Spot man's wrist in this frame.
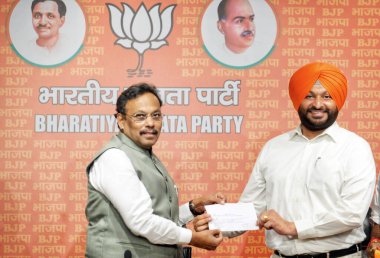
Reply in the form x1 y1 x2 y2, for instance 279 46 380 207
371 222 380 238
189 200 204 216
288 222 298 237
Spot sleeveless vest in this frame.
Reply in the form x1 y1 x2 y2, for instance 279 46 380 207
85 133 181 258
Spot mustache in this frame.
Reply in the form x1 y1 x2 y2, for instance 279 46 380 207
307 107 328 113
241 30 254 37
37 24 48 28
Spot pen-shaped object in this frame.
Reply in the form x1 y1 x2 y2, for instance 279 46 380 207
314 157 321 167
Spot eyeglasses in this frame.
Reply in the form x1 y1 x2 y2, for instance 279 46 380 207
123 112 163 123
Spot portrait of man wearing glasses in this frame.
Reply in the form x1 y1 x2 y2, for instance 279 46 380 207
84 83 225 257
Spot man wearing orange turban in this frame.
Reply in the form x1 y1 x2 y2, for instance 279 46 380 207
194 62 376 257
250 62 375 256
288 62 348 138
289 62 348 111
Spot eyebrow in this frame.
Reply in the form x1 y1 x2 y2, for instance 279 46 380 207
232 14 255 21
232 16 245 21
134 108 161 113
33 11 55 15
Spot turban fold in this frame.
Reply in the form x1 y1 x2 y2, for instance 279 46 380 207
289 62 347 110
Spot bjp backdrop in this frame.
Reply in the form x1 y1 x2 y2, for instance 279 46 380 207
1 0 379 257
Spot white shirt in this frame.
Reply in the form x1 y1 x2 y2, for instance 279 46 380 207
214 39 271 68
240 123 376 255
20 33 80 66
89 148 193 245
371 174 380 224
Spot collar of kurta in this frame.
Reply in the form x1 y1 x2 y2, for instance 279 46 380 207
291 122 343 143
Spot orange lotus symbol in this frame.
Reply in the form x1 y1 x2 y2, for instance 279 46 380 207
107 3 176 76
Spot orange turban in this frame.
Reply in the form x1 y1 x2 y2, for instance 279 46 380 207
289 62 347 111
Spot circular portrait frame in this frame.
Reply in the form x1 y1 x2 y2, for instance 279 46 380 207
201 0 278 69
8 0 86 67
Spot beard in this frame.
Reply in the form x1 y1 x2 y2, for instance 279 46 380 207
298 107 339 131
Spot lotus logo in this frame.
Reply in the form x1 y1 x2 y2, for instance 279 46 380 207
107 3 176 77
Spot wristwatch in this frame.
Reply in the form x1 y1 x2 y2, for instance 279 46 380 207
189 200 204 216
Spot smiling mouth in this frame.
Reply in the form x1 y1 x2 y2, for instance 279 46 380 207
308 110 326 119
141 131 158 136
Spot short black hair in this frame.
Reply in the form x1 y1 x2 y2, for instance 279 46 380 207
31 0 67 17
115 82 163 116
217 0 228 21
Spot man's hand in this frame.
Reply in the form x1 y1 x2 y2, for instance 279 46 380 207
191 192 226 215
367 240 380 258
257 209 298 237
193 213 212 232
189 229 223 250
367 223 380 258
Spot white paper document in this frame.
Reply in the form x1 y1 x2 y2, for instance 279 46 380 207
205 203 259 232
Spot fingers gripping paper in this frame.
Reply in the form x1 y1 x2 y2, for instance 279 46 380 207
205 203 259 232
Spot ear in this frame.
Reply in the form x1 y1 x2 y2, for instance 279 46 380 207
116 113 125 130
217 21 224 34
59 16 65 27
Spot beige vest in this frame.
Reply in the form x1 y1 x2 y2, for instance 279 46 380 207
85 133 181 258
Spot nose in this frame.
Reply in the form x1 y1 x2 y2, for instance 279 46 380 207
39 14 48 25
312 96 324 109
244 19 254 30
144 116 155 127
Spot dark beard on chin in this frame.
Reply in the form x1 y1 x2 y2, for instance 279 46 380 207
298 108 339 131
